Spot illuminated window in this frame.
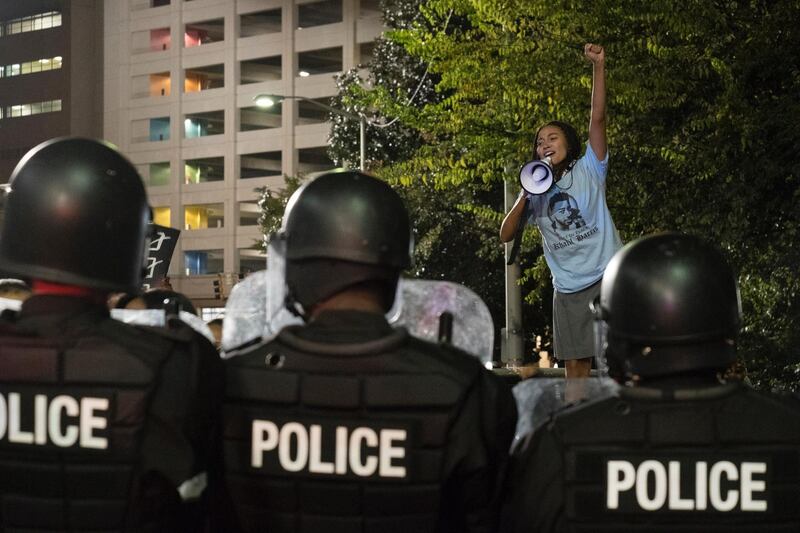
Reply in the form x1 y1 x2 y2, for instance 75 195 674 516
200 307 225 321
153 207 171 227
0 11 61 37
148 117 170 141
184 19 224 47
150 72 170 96
131 72 171 98
184 204 224 230
152 28 170 50
137 162 170 186
129 28 170 53
184 157 224 183
184 249 223 275
0 56 62 79
130 117 170 143
1 99 61 120
184 111 224 138
184 64 224 93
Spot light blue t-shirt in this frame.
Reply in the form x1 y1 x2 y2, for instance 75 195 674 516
526 142 622 293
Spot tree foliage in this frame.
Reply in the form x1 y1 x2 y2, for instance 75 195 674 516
328 0 536 353
331 0 800 388
255 175 302 249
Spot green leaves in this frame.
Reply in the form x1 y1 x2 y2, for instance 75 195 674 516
254 175 302 249
324 0 800 378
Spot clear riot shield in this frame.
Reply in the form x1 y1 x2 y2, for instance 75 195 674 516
222 275 495 363
110 308 216 344
389 279 494 365
220 270 267 355
220 270 302 357
177 310 217 345
221 236 303 357
512 377 619 441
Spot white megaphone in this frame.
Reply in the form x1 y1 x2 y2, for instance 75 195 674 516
519 157 554 195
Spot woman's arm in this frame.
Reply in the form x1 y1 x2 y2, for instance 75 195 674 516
499 191 528 242
585 43 607 160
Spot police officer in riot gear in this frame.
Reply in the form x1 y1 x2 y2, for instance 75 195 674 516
508 232 800 532
223 171 517 533
0 137 223 531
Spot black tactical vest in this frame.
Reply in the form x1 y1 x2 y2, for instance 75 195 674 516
526 383 800 532
0 316 179 531
223 326 485 533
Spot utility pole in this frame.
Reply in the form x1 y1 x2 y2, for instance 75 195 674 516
501 175 524 365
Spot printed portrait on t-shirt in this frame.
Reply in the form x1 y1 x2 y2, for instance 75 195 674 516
548 192 586 231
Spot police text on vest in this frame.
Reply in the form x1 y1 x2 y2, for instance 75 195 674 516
251 419 408 478
606 459 768 512
0 392 109 449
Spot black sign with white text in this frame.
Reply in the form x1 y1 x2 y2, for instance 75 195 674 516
143 224 180 289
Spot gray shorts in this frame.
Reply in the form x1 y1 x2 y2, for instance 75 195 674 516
553 280 601 361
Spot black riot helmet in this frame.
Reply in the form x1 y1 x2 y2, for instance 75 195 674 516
595 233 741 379
0 137 151 293
280 171 413 315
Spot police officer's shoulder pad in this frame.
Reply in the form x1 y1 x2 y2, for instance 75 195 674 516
404 336 485 384
224 338 284 366
99 318 192 353
134 322 197 343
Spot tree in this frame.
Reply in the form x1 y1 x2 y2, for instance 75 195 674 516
328 0 545 357
331 0 800 388
255 175 302 243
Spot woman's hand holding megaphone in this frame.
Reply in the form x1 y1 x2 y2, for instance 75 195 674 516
519 156 555 195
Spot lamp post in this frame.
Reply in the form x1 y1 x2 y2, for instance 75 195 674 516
502 171 524 365
253 94 367 171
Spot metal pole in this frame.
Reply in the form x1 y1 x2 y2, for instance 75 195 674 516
502 175 525 365
359 115 366 171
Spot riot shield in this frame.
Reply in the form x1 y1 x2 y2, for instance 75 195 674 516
176 310 216 344
111 308 216 344
389 279 494 364
222 275 494 363
512 377 619 440
220 269 302 356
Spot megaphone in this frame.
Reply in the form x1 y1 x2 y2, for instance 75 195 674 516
519 157 554 195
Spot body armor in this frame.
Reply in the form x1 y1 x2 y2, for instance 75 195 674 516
0 297 222 531
511 384 800 532
223 311 515 533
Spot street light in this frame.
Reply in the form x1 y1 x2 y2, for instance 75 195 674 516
253 93 367 171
